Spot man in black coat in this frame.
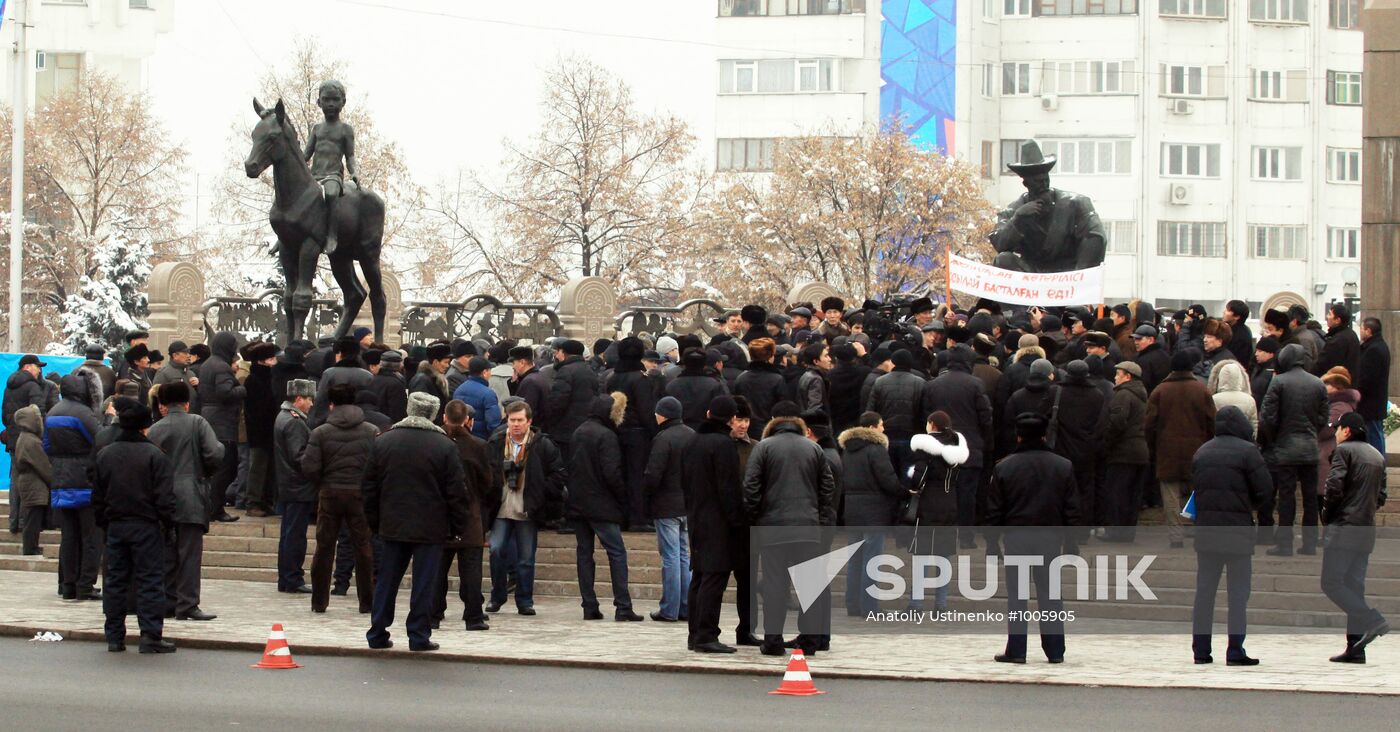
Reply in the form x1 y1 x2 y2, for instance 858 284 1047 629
666 349 730 430
1223 299 1255 366
198 332 245 523
1260 344 1329 556
868 349 927 484
408 343 452 424
1189 406 1272 666
508 345 550 427
1356 318 1391 455
1050 360 1106 540
565 393 643 621
1131 325 1171 395
643 396 695 622
366 348 408 424
242 342 281 517
1250 337 1279 410
311 337 374 427
546 339 597 457
5 355 54 532
920 346 992 547
485 400 566 614
93 398 178 654
733 338 786 440
1317 304 1361 380
363 391 469 652
607 337 659 532
827 343 870 434
1321 413 1390 664
986 412 1080 664
683 396 753 653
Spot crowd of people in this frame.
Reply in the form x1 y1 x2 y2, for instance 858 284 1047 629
0 294 1390 663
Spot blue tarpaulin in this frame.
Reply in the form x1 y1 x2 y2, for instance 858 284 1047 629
0 352 94 491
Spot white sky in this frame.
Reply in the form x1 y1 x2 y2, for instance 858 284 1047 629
146 0 721 229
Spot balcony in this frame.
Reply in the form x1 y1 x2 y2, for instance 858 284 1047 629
718 0 866 17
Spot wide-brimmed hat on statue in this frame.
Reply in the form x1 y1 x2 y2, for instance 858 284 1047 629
1007 140 1057 178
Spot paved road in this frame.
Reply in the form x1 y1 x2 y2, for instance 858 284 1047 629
3 637 1393 731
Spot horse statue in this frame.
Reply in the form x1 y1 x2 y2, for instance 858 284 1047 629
243 98 387 345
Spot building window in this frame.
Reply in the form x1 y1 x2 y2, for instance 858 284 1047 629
1034 0 1139 15
1105 220 1137 254
1160 64 1225 97
1249 0 1308 23
717 138 776 171
1327 71 1362 105
1328 227 1360 260
1000 139 1029 174
34 52 83 108
1252 146 1303 181
1041 60 1137 95
1002 62 1032 95
719 59 836 94
981 141 995 179
1041 139 1132 175
1159 0 1226 18
1004 0 1032 16
718 0 865 17
1330 0 1360 29
1328 148 1361 183
1249 68 1308 101
1248 225 1307 260
1160 142 1222 178
982 63 996 98
984 0 998 18
1158 221 1227 257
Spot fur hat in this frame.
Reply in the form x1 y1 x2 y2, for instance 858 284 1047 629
771 400 800 419
559 340 585 357
190 343 212 362
426 343 452 361
592 338 613 357
407 391 440 420
732 395 752 420
1322 367 1352 389
820 296 845 313
1014 411 1049 439
617 336 645 361
972 332 996 356
247 341 280 363
1203 318 1233 344
286 379 316 399
362 349 383 367
1170 350 1195 372
1084 331 1112 349
451 339 477 359
1256 336 1280 354
708 395 738 422
741 305 767 326
1017 333 1040 350
509 346 534 362
115 397 151 431
908 296 934 315
1263 309 1291 332
335 336 361 358
124 344 150 364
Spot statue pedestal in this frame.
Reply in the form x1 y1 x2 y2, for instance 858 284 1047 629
557 277 617 347
146 262 206 353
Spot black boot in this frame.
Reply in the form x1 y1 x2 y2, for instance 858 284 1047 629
1331 634 1367 664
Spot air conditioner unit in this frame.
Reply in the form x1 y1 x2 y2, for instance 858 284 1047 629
1040 94 1059 111
35 51 47 71
1169 183 1193 205
1170 99 1194 115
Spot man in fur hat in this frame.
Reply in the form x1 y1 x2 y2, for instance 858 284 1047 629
818 297 850 341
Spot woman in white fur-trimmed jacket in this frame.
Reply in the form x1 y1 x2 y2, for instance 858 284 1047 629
907 410 970 560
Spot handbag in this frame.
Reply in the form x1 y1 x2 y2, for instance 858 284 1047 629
896 467 926 526
1044 385 1064 450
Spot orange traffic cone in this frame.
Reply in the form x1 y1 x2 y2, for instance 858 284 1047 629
251 623 302 669
769 648 825 696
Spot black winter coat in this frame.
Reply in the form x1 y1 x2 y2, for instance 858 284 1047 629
92 430 177 529
642 419 693 519
1226 321 1255 366
546 357 597 442
1190 407 1272 555
3 369 50 444
682 419 747 573
1001 382 1055 455
1357 336 1391 421
484 428 567 524
367 370 408 423
607 361 658 433
1323 438 1388 552
407 362 450 424
1100 378 1149 465
666 367 729 430
1050 375 1105 464
1135 342 1171 395
866 368 925 440
363 420 469 543
243 363 280 450
1250 361 1275 410
734 362 787 440
1260 344 1328 466
274 403 313 502
828 361 872 434
270 360 310 418
511 368 551 426
920 363 992 468
1317 325 1361 379
565 398 627 524
199 332 246 442
986 439 1081 546
742 419 836 527
302 405 379 492
910 430 969 532
837 427 902 526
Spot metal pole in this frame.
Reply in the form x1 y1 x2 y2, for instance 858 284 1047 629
8 0 26 352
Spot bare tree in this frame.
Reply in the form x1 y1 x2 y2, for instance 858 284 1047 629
0 72 187 348
475 57 708 304
697 126 996 306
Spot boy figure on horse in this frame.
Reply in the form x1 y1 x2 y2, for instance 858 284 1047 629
304 79 358 256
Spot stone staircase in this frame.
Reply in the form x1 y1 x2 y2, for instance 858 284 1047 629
3 476 1399 628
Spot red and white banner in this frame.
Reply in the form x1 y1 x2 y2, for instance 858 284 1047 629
947 253 1104 307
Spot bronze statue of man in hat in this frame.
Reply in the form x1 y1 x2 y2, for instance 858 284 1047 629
990 140 1107 273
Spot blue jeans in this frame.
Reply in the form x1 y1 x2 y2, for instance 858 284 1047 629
1365 419 1387 457
655 517 691 619
571 519 633 614
277 500 315 590
368 540 443 650
489 518 537 609
845 529 886 616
